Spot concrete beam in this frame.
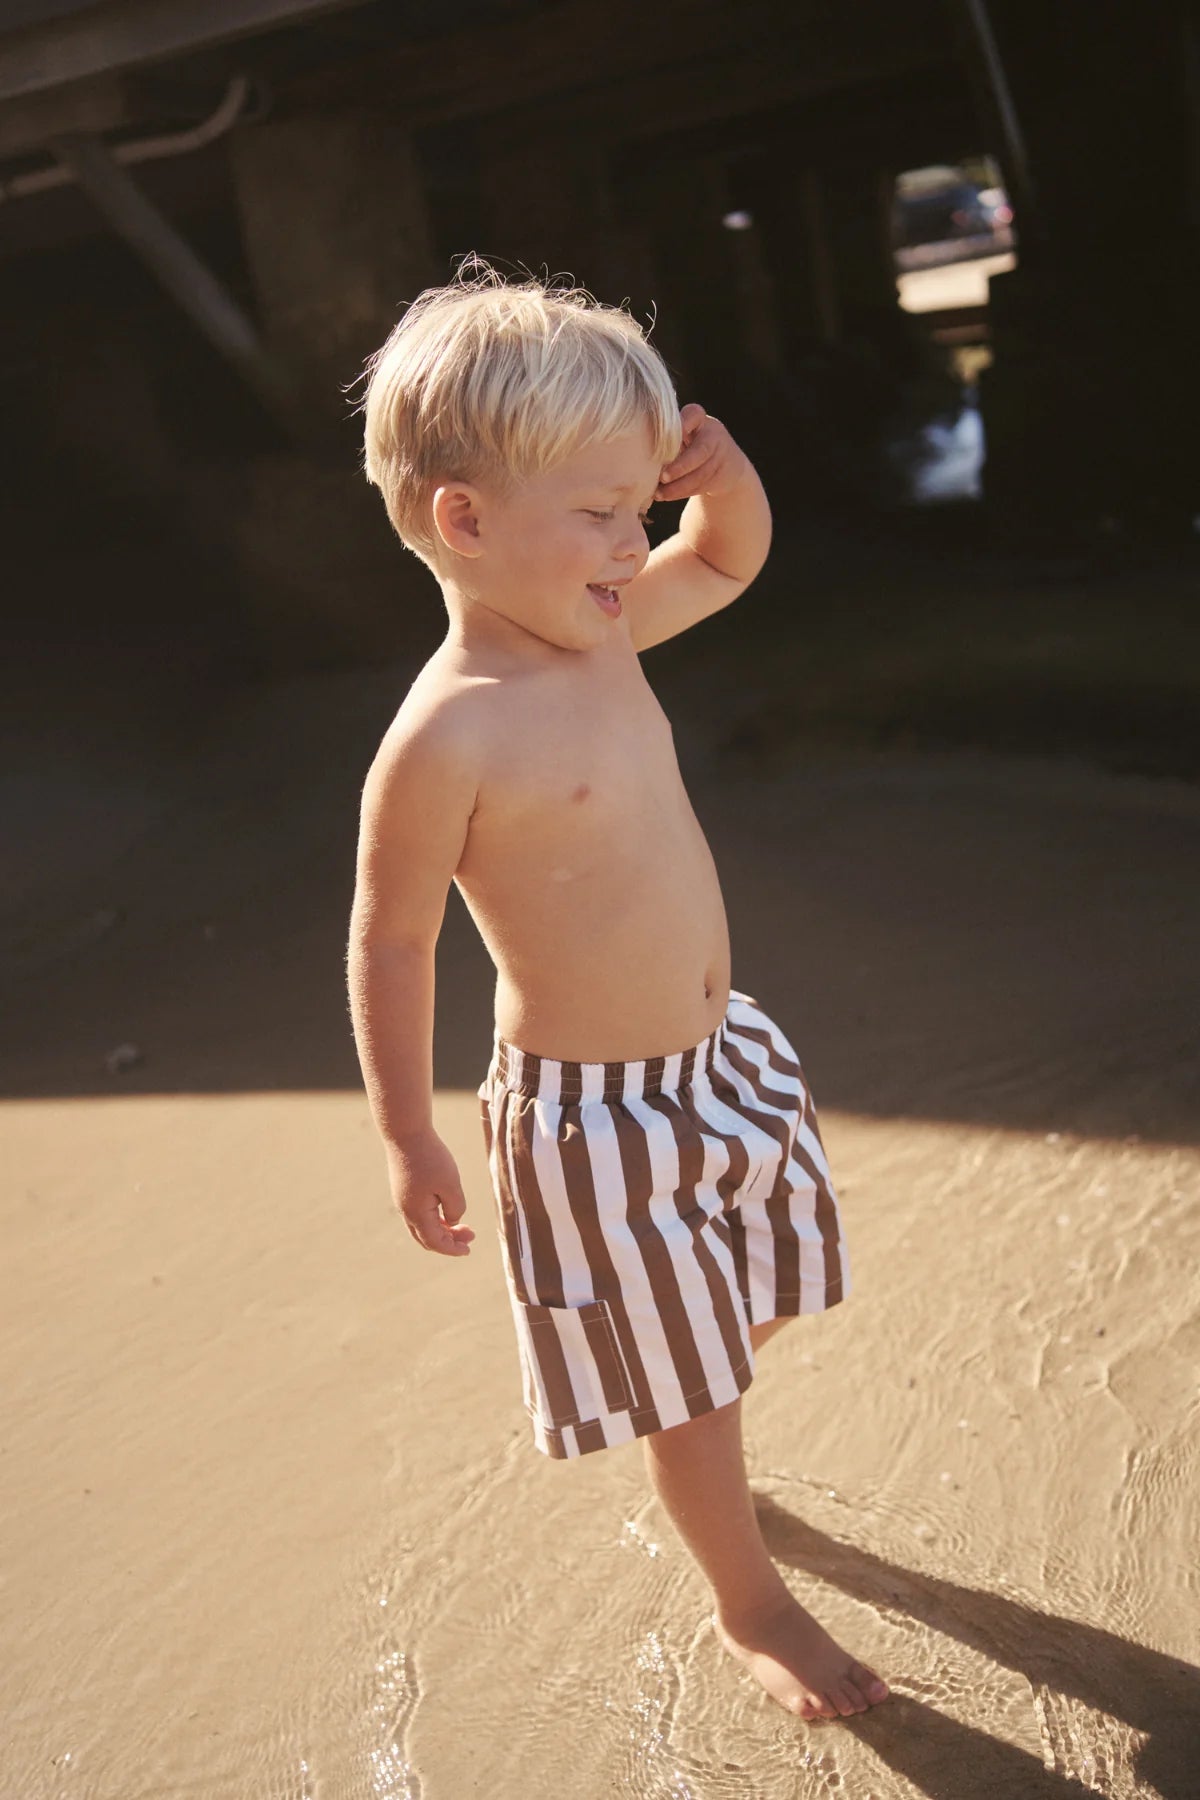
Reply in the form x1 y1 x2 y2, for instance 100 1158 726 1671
51 130 305 436
229 110 437 397
0 0 363 103
0 70 129 156
291 0 950 135
527 38 947 149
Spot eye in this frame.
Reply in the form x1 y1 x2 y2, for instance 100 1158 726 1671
584 507 654 525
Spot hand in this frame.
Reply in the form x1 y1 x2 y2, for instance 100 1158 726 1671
386 1130 475 1257
655 404 751 503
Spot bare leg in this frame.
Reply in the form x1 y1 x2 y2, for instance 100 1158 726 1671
642 1390 889 1719
749 1315 793 1353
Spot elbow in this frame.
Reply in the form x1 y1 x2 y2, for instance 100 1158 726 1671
346 916 436 961
347 932 433 960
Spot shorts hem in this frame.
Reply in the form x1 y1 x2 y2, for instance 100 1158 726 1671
750 1278 849 1322
531 1356 757 1460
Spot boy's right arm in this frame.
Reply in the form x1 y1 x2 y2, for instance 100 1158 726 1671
346 714 479 1258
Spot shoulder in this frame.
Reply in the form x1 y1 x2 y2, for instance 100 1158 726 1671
363 658 491 813
378 648 502 761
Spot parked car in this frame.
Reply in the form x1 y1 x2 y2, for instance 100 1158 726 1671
892 164 1014 251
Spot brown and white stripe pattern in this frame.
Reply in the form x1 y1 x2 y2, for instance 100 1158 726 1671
478 990 850 1459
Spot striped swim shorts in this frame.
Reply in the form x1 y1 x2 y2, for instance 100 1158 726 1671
477 989 850 1459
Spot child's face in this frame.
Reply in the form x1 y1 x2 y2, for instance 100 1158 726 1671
458 422 664 653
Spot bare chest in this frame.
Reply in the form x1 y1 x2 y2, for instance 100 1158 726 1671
464 660 687 874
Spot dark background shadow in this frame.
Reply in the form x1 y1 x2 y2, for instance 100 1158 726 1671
4 518 1198 1149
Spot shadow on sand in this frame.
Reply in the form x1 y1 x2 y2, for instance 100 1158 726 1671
755 1495 1198 1799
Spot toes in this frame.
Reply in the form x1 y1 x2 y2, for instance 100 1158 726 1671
839 1678 869 1713
807 1692 842 1720
790 1692 829 1720
851 1661 890 1704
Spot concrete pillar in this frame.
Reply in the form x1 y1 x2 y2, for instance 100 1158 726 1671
224 109 442 666
973 1 1200 533
639 154 743 408
230 109 438 411
745 152 841 356
481 137 659 316
481 139 582 283
481 135 690 400
822 157 901 341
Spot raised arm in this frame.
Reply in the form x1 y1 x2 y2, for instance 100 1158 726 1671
625 404 773 653
346 709 479 1256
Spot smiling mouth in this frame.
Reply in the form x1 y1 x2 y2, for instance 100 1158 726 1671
587 583 622 618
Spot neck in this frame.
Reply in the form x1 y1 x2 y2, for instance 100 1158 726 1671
440 579 570 669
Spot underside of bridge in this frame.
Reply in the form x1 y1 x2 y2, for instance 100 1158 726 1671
2 0 1197 663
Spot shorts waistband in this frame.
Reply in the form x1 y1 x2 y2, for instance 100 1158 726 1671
489 1019 727 1104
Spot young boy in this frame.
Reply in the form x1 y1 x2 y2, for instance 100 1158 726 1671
346 264 889 1722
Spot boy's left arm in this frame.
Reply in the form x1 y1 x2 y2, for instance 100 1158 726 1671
624 404 772 653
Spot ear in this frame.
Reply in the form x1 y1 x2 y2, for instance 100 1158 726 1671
431 482 483 559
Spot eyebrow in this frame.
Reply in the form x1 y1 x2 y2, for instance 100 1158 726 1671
589 482 658 507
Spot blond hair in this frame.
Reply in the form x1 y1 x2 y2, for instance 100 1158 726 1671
356 258 681 569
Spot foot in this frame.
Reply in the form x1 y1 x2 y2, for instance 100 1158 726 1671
715 1594 890 1720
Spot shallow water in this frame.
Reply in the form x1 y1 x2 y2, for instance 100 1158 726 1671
5 1090 1195 1800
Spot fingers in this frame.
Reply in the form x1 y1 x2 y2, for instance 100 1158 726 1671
656 445 721 502
402 1192 474 1257
406 1217 473 1256
436 1185 475 1251
678 401 707 442
657 406 713 498
438 1184 469 1225
654 406 749 502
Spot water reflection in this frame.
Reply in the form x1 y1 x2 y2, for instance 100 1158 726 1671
884 385 985 504
756 1495 1200 1800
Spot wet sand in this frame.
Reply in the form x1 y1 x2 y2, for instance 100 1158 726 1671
3 646 1199 1799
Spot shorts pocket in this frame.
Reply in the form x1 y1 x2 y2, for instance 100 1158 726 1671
517 1297 635 1429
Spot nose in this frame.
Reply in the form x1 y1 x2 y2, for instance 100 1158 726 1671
617 517 650 566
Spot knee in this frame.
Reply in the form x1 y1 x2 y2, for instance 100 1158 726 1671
749 1315 794 1353
642 1394 743 1468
